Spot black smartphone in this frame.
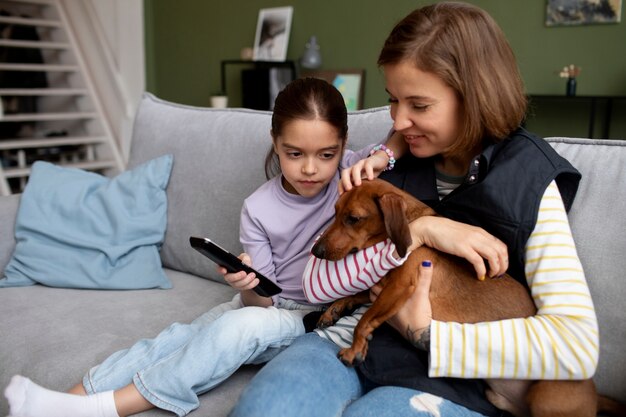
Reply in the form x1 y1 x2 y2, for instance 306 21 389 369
189 236 282 297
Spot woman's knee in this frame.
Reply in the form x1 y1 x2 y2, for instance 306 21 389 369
251 333 344 378
344 387 474 417
230 334 363 417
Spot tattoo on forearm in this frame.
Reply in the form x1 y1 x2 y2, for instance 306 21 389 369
406 325 430 351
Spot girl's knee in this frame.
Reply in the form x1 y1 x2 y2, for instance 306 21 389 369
225 306 275 329
206 307 276 341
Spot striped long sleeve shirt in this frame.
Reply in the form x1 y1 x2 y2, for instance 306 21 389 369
303 238 406 304
305 181 599 380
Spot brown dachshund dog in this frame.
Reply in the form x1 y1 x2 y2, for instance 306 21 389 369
312 179 625 417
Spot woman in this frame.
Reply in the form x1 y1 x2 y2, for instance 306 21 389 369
229 3 598 417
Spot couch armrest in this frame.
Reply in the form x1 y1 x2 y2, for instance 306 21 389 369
0 194 19 272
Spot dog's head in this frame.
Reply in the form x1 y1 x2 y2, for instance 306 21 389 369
312 179 435 260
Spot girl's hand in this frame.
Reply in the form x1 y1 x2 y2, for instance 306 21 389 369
216 254 272 307
339 131 406 194
408 217 508 280
217 253 259 291
370 261 433 351
339 151 390 194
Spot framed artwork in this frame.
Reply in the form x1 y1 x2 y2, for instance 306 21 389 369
546 0 622 26
253 6 293 61
302 69 365 111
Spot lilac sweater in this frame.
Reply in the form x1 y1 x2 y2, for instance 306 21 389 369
239 147 373 304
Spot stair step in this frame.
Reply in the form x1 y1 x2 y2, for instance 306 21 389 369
0 136 107 150
2 160 118 179
0 88 88 96
0 0 55 6
0 15 62 28
0 63 79 72
1 112 97 122
0 39 70 49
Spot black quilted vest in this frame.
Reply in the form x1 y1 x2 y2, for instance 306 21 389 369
359 128 581 416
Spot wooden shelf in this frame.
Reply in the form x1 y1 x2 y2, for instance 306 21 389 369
528 95 626 139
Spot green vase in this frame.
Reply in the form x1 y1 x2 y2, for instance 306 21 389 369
566 77 577 96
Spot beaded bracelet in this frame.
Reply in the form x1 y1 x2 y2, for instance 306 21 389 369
369 144 396 171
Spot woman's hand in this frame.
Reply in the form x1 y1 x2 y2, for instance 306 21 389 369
408 217 509 280
216 253 272 307
370 261 433 350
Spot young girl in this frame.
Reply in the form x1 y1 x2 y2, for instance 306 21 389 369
3 77 402 417
230 3 598 417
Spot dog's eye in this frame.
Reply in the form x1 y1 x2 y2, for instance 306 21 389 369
345 215 361 226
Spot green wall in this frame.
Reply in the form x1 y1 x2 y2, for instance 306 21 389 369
144 0 626 138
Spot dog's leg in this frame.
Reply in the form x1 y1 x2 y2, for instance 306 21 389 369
526 380 597 417
338 269 415 366
317 291 371 328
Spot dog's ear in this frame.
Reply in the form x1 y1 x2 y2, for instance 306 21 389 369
378 193 412 258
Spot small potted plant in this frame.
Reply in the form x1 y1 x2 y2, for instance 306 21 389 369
559 64 582 96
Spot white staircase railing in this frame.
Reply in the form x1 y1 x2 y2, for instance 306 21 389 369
0 0 124 195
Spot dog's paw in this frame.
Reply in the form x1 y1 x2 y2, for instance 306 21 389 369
338 348 356 367
338 348 367 367
317 307 342 328
317 314 336 328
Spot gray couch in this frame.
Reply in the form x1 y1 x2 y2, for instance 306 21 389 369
1 93 624 416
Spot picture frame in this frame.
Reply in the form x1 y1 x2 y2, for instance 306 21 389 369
253 6 293 62
546 0 622 26
302 69 365 111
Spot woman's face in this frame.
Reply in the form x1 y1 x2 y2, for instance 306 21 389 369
384 61 463 162
273 119 343 198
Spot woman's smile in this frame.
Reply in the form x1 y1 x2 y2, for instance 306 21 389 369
403 134 428 144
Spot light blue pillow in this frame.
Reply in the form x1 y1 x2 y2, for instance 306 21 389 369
0 154 174 290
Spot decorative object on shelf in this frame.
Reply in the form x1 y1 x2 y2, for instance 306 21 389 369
566 77 577 97
558 64 582 96
301 69 365 111
240 47 254 60
210 94 228 108
546 0 622 26
300 36 322 69
253 6 293 62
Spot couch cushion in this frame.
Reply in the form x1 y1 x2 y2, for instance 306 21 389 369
128 94 393 283
0 194 19 273
0 269 252 417
0 155 173 290
547 137 626 402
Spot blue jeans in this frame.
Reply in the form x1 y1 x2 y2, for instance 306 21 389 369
83 295 317 416
229 333 486 417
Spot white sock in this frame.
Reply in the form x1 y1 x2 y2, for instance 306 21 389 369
4 375 120 417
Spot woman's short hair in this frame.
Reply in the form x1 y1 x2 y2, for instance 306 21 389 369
378 2 527 155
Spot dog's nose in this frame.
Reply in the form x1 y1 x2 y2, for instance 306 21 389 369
312 241 326 259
